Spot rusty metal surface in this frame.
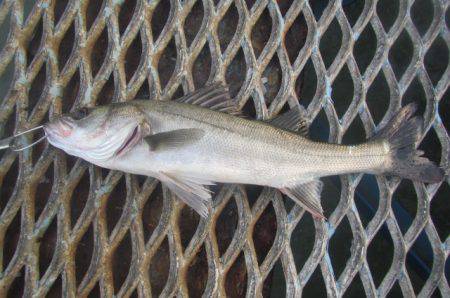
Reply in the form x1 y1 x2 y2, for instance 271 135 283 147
0 0 449 297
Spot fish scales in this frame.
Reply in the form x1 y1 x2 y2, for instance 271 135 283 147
134 100 387 181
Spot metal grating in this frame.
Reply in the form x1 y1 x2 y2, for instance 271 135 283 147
0 0 449 297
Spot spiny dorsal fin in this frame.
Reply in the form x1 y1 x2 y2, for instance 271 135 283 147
280 180 325 219
159 172 212 217
144 128 205 151
266 107 309 136
175 84 241 115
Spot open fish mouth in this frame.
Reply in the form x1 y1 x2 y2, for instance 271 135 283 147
114 125 141 157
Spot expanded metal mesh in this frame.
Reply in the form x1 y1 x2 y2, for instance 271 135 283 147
0 0 448 297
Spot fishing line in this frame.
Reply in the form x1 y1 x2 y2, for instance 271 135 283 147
12 135 47 151
13 125 44 137
0 125 48 152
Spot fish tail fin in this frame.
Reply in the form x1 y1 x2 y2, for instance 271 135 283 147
372 103 444 183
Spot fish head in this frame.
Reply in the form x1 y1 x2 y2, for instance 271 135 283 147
44 104 150 162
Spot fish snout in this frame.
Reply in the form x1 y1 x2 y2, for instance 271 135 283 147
44 116 74 138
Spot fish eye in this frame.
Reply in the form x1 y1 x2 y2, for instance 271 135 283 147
71 107 89 120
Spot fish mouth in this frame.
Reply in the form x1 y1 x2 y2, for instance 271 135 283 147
43 121 74 152
114 125 141 157
44 117 74 138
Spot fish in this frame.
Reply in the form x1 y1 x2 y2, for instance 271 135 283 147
43 84 445 218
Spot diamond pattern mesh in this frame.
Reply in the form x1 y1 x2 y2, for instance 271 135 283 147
0 0 448 297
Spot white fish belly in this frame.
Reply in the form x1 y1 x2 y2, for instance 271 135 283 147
106 135 304 187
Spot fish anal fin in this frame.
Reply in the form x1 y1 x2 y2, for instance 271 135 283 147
159 172 213 217
144 128 204 151
175 84 241 115
266 107 308 136
280 180 325 219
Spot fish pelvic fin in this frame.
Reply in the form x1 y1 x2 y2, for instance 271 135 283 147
280 180 325 219
372 103 444 183
159 172 213 218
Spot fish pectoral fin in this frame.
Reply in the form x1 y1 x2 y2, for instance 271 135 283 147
266 107 308 136
280 180 325 219
144 128 205 151
175 84 241 115
159 172 213 217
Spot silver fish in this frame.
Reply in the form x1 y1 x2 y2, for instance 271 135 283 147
43 85 444 218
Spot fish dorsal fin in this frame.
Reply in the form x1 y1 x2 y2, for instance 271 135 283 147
144 128 204 151
176 84 241 115
266 108 308 136
159 172 213 217
280 180 325 219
